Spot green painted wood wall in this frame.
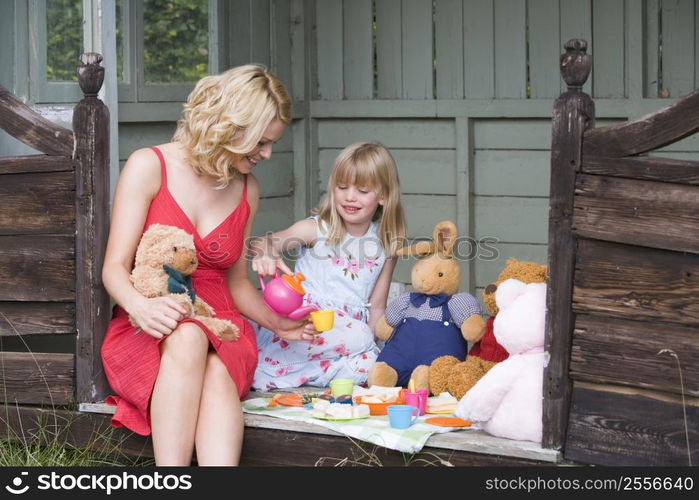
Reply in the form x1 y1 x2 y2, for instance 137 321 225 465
28 0 699 297
115 0 699 296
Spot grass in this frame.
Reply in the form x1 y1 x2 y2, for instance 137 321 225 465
313 436 454 467
0 406 154 467
0 311 153 466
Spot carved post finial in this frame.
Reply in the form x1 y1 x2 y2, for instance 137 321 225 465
560 39 592 91
77 52 105 97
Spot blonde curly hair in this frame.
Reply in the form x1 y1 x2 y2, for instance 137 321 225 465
173 64 292 187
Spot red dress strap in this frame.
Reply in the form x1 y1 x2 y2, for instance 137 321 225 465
149 146 167 186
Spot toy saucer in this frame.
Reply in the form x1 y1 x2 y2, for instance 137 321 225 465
425 417 472 427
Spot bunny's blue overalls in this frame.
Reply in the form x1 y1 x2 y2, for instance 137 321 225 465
377 293 469 387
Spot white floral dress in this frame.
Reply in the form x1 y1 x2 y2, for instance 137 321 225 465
252 217 385 390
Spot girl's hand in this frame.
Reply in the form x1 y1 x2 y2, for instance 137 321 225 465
130 296 188 339
252 252 293 276
274 316 319 341
249 236 293 276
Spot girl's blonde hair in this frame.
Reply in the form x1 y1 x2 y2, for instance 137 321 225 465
316 142 406 256
173 64 292 187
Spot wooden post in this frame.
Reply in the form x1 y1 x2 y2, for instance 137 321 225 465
543 39 594 450
73 52 111 403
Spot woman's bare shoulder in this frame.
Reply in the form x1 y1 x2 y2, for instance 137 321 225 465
118 146 163 197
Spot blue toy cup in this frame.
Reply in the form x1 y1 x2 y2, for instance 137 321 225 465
387 404 419 429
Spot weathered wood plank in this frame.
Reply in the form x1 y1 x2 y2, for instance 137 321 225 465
592 0 624 98
493 0 526 98
0 235 75 301
73 54 111 404
474 118 551 150
624 0 644 99
0 156 72 175
0 171 75 235
474 150 551 196
401 0 433 99
253 151 294 198
582 155 699 185
0 405 552 466
474 196 549 244
375 0 402 99
583 87 699 157
315 0 343 100
401 194 457 239
463 0 494 98
0 85 73 156
527 0 560 98
241 426 548 466
566 383 699 466
289 0 305 102
645 0 660 98
317 119 455 149
252 195 296 235
271 0 292 91
434 0 463 99
571 314 699 396
0 352 74 405
250 0 271 67
573 238 699 327
118 122 176 161
573 174 699 254
661 0 695 99
229 0 252 67
543 39 595 451
559 0 592 95
0 302 75 336
343 0 372 99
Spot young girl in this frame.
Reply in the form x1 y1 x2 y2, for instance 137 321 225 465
251 142 406 390
100 65 311 466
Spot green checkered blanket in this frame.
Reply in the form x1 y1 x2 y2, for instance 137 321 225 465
242 397 471 454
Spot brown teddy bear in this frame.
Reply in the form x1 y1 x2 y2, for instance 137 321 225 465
367 221 486 391
429 258 547 398
129 223 239 342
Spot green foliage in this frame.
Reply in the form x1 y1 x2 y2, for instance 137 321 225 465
46 0 83 82
45 0 208 85
143 0 209 83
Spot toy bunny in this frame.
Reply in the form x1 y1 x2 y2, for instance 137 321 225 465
367 221 486 391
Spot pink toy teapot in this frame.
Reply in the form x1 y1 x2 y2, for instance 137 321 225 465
259 270 318 320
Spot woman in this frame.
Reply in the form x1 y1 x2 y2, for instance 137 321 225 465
101 65 315 465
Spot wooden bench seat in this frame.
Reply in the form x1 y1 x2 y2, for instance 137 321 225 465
78 391 561 465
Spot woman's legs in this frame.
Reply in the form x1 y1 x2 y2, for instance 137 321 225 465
194 352 244 465
150 322 209 465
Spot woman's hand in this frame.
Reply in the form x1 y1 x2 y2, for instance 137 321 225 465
273 315 319 341
129 296 188 339
249 236 293 276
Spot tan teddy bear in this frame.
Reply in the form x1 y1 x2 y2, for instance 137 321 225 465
367 221 486 391
429 258 547 398
129 223 239 342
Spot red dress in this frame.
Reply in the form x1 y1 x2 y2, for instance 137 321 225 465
100 146 258 436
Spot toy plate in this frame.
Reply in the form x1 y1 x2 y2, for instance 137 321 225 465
269 394 303 407
425 417 472 428
312 415 370 422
